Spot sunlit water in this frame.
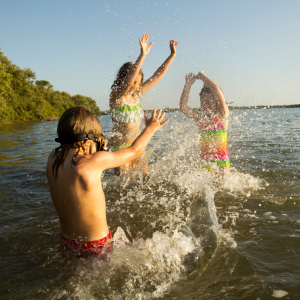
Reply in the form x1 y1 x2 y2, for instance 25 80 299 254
0 108 300 299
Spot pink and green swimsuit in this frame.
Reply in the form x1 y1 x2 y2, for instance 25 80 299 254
199 117 230 168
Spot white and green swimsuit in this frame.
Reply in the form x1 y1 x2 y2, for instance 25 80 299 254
110 102 144 151
110 102 144 124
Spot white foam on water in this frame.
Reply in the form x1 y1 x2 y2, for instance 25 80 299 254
217 228 237 249
50 227 201 300
264 212 273 216
272 289 288 298
221 171 269 194
243 213 258 219
109 228 198 299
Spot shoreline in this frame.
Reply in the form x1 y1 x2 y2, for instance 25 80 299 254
3 117 59 125
3 104 300 123
100 104 300 115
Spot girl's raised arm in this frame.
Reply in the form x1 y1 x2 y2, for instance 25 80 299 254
196 71 229 119
110 34 153 101
143 40 178 93
179 73 202 123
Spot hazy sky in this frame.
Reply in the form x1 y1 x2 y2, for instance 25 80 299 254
1 0 299 110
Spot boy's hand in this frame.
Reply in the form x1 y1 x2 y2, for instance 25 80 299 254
170 40 178 56
144 109 169 133
139 33 153 56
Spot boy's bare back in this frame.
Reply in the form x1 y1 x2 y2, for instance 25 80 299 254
47 147 109 241
47 106 169 245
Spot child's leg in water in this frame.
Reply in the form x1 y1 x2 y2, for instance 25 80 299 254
223 167 230 175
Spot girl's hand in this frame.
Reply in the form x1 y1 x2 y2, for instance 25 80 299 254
185 72 197 85
170 40 178 55
145 109 169 133
195 70 205 80
139 33 153 56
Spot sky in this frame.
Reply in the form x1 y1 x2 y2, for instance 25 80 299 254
1 0 299 110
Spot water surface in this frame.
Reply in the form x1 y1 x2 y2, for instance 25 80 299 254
0 108 299 299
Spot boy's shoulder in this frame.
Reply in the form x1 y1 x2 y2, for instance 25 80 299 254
77 151 111 169
48 149 56 158
47 150 56 166
46 151 56 178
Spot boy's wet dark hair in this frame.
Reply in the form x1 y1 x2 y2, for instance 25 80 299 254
52 106 107 177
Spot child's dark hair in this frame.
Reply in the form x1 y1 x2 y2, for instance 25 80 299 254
199 84 213 96
199 84 231 105
52 106 104 178
110 62 144 96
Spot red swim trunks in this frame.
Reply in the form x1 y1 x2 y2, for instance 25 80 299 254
59 230 113 258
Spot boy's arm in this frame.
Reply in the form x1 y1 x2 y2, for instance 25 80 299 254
142 40 178 93
97 109 169 170
110 34 152 101
179 73 202 123
196 71 229 119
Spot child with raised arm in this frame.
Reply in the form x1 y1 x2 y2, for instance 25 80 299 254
46 106 169 256
179 71 230 174
110 33 178 175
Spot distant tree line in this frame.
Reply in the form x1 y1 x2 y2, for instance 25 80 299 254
0 49 101 126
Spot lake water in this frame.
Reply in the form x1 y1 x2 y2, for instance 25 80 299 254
0 108 299 299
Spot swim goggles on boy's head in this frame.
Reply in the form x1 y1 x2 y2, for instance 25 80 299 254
55 133 109 151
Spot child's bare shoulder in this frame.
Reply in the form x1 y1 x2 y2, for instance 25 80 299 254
48 150 56 158
46 151 56 177
83 151 112 167
47 151 56 166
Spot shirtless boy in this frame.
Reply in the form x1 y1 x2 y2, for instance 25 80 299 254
46 106 169 256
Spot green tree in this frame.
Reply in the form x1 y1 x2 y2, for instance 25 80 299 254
71 94 101 116
36 80 53 89
0 48 101 126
